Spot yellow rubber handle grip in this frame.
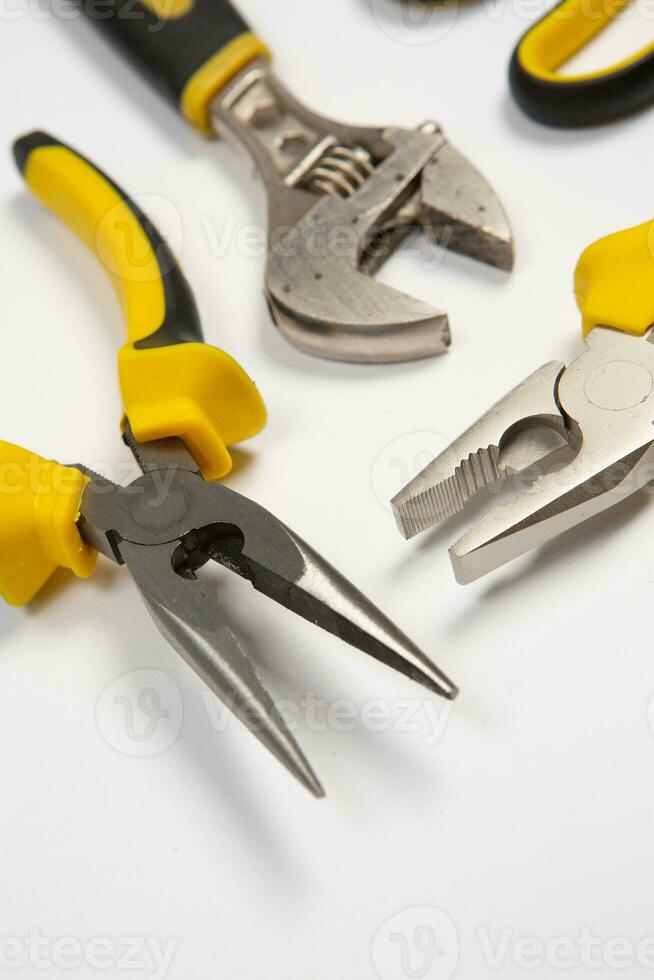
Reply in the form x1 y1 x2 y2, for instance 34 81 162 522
574 221 654 337
517 0 651 84
14 132 266 481
510 0 654 126
0 442 96 606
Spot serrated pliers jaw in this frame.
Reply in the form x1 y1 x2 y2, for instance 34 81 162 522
393 327 654 584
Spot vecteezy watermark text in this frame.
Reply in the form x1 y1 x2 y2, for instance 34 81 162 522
372 907 654 979
0 930 177 979
97 669 453 756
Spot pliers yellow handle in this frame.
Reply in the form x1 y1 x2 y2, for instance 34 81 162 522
14 132 266 478
575 219 654 337
509 0 654 126
1 131 266 606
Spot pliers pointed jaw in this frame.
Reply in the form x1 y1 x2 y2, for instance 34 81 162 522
119 538 326 799
191 483 458 700
282 530 459 700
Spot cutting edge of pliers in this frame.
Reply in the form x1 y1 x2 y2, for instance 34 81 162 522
509 0 654 127
392 219 654 582
1 131 457 798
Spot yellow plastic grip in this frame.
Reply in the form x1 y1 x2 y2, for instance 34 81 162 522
0 442 96 606
181 33 270 133
16 133 266 481
517 0 652 83
574 221 654 338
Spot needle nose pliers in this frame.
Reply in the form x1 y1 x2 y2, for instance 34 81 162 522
3 131 458 797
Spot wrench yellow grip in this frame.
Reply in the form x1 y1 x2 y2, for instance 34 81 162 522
81 0 270 133
14 132 266 481
574 221 654 338
0 442 96 607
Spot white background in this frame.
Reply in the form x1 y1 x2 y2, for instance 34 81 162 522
1 1 654 978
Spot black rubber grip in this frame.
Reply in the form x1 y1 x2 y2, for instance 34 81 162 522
79 0 252 112
13 130 204 349
509 6 654 127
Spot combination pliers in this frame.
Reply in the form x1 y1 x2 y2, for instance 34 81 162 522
75 0 514 363
393 220 654 583
3 131 457 798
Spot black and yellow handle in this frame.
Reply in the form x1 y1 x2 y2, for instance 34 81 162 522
509 0 654 127
80 0 269 132
13 131 266 481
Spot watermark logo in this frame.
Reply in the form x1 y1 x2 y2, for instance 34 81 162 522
96 669 183 757
96 193 183 282
369 0 460 47
371 430 451 513
477 927 654 971
372 907 459 980
0 930 177 979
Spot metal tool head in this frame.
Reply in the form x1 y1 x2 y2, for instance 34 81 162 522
213 62 514 363
265 126 514 363
393 327 654 583
79 431 457 795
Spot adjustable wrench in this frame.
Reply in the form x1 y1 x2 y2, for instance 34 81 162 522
78 0 514 363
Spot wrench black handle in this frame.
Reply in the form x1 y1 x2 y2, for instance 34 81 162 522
80 0 269 132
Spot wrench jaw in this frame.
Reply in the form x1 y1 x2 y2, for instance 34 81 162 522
213 64 513 362
263 124 454 363
391 361 568 539
420 141 515 273
265 260 450 364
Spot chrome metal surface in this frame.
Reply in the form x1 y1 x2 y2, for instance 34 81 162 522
78 431 458 794
393 328 654 583
210 61 513 364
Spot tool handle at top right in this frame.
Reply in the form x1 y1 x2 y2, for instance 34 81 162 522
509 0 654 127
80 0 269 132
575 221 654 337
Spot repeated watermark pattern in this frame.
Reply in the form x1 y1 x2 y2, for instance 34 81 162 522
0 930 177 978
373 907 654 978
371 430 453 514
370 0 652 46
3 0 652 32
96 669 453 756
97 669 184 757
373 908 459 980
371 421 654 520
